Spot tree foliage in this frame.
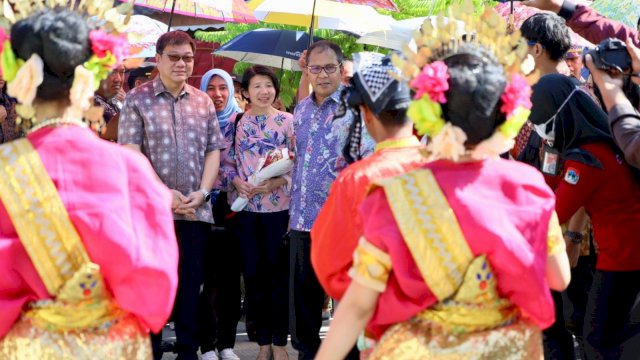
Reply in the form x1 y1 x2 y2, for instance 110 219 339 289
195 0 497 108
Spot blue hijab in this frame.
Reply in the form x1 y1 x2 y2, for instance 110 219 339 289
200 69 241 132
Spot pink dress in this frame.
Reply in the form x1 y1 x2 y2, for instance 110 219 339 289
357 159 558 339
0 126 178 337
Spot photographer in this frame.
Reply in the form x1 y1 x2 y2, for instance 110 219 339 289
585 38 640 168
522 13 640 360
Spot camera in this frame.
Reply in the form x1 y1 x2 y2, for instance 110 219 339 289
584 38 632 73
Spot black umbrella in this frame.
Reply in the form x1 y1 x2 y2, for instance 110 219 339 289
214 28 323 72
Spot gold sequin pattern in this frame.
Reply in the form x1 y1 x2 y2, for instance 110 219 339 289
369 317 543 360
416 256 520 335
374 169 473 301
0 313 152 359
0 139 90 295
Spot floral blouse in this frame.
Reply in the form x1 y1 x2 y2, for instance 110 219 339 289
220 110 295 213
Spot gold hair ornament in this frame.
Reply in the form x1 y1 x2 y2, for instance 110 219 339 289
390 0 537 161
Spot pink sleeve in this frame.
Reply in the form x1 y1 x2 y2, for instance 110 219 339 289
76 150 178 333
360 189 395 253
0 209 48 337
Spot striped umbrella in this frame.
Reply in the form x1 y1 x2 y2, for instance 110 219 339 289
119 0 258 28
329 0 398 12
248 0 393 36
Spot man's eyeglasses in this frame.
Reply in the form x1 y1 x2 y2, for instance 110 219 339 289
162 53 195 63
307 63 341 74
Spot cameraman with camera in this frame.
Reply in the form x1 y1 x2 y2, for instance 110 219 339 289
525 0 640 174
585 38 640 169
522 13 640 360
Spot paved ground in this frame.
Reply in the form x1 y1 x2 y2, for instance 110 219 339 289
161 320 330 360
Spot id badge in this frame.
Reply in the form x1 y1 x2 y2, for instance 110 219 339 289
541 144 560 176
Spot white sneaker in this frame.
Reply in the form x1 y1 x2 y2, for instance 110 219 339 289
201 351 219 360
219 348 241 360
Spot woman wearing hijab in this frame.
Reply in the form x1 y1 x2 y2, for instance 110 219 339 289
530 72 640 360
197 69 243 360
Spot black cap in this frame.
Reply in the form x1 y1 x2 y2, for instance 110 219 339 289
127 64 155 89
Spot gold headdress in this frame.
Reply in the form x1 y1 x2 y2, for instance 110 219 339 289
1 0 132 31
392 0 536 86
0 0 133 130
390 0 536 161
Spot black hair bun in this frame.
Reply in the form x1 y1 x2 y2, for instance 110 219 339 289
441 45 507 144
11 8 92 101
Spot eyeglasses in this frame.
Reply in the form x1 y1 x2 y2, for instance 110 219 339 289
307 63 341 74
162 53 195 63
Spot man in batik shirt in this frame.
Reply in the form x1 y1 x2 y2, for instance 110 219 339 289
288 40 375 360
118 31 224 360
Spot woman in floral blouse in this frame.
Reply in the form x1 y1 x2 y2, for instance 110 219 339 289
221 65 294 360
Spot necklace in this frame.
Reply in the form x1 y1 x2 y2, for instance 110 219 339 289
27 118 88 134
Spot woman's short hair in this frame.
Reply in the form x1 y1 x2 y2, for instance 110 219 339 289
240 65 280 103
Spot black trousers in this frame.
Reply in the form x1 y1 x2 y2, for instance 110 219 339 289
289 230 325 360
198 225 242 353
584 270 640 360
152 220 209 360
566 253 596 336
236 210 290 346
543 290 576 360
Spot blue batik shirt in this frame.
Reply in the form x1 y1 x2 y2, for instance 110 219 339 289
289 86 375 232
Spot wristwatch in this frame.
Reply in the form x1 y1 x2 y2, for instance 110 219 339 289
199 188 212 202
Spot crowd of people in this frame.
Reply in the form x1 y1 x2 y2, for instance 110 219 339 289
0 0 639 360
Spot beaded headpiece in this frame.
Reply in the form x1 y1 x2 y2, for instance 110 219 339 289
390 0 537 161
0 0 133 129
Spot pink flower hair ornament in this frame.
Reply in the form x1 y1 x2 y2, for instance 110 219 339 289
410 60 449 103
89 30 128 65
406 61 533 161
0 28 8 53
500 73 532 116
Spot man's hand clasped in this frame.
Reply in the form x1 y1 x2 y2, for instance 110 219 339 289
171 189 201 220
